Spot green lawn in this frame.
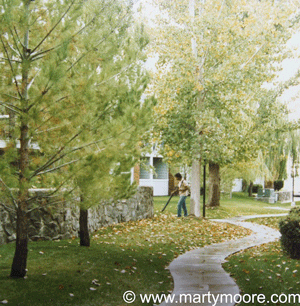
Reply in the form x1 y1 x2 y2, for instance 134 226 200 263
223 216 300 306
0 193 296 305
0 213 250 305
156 192 293 219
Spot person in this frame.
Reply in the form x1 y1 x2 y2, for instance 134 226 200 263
172 173 190 217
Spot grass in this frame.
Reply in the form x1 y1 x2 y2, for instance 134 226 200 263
0 193 296 305
223 241 300 306
156 192 293 219
223 216 300 306
0 214 251 305
249 216 285 230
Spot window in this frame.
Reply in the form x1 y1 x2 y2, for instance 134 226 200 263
153 157 168 179
140 157 150 179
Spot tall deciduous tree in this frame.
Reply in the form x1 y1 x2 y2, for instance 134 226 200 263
0 0 152 278
149 0 299 209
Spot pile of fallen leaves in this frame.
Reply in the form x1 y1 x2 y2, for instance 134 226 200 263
250 216 284 230
93 214 252 257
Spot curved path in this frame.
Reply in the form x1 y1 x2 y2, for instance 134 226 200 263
159 213 288 306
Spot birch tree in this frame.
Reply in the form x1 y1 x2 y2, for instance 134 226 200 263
149 0 299 208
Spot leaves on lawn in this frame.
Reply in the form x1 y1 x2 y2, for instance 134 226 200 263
224 217 300 302
92 214 251 258
92 279 101 286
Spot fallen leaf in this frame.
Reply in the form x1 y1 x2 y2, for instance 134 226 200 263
92 279 101 286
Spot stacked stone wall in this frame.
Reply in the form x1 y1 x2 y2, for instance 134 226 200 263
0 186 153 245
276 191 292 203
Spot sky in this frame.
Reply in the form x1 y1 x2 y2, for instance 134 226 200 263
278 32 300 121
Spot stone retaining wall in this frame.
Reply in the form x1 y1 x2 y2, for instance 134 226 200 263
0 186 153 245
276 191 292 203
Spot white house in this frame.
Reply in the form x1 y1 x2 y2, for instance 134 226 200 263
131 146 170 196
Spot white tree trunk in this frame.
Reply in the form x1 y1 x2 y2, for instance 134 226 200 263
190 159 201 217
189 0 202 217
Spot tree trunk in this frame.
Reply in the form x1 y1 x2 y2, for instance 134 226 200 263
10 124 30 278
79 205 90 247
207 162 220 207
265 181 274 188
190 159 201 217
10 204 28 278
10 0 31 278
248 181 254 197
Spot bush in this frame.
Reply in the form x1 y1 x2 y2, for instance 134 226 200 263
274 180 284 191
252 184 263 194
279 208 300 259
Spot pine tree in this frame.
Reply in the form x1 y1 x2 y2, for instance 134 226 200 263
0 0 152 278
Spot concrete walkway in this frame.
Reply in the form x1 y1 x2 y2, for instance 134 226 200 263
158 213 288 306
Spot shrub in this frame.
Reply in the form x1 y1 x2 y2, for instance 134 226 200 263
252 184 263 194
274 180 284 191
279 208 300 259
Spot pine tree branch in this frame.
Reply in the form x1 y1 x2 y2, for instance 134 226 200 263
27 68 41 92
2 94 21 101
30 49 56 62
61 126 134 157
27 171 80 210
67 5 132 72
35 122 71 135
26 193 78 214
96 63 134 86
13 26 26 52
30 18 94 61
30 131 84 179
35 159 80 176
34 92 111 136
31 0 77 55
0 35 23 99
26 81 54 112
30 0 111 61
0 177 18 210
30 125 134 179
0 57 22 63
0 101 22 114
0 202 16 213
7 27 23 59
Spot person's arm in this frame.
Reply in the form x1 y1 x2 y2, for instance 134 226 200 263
171 187 179 195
